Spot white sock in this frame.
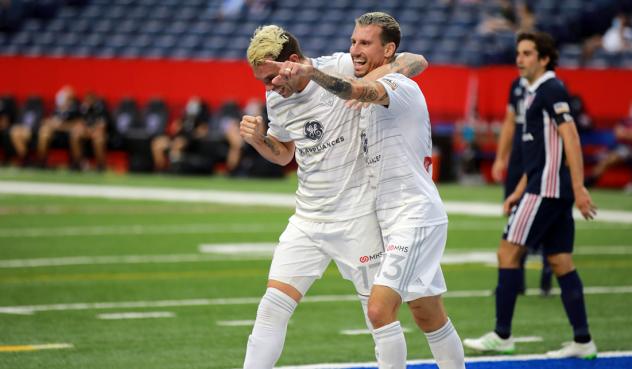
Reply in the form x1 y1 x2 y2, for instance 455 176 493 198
243 288 298 369
358 294 379 360
374 321 407 369
424 319 465 369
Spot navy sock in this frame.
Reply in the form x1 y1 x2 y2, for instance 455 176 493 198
494 268 522 338
557 270 591 343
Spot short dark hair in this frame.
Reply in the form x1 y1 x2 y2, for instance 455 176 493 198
275 31 303 62
356 12 401 50
516 31 559 70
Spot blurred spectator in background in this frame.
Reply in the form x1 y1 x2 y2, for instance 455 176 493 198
151 96 210 172
602 12 632 54
35 85 83 168
569 94 593 133
581 11 632 65
211 100 243 174
585 103 632 189
478 0 535 35
74 92 109 171
210 0 275 21
8 96 44 166
0 95 17 164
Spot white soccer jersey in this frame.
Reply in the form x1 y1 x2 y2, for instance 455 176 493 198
266 53 375 222
363 73 448 234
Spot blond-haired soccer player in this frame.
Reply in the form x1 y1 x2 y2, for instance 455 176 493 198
240 23 428 369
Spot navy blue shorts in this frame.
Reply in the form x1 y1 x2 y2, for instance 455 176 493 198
503 193 574 255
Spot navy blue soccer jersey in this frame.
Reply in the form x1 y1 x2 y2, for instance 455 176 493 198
521 71 575 199
504 77 527 198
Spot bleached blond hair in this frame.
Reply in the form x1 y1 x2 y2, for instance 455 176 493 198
247 25 287 66
247 25 303 66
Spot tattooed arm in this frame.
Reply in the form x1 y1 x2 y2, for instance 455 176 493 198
240 115 295 166
309 69 390 106
364 52 428 81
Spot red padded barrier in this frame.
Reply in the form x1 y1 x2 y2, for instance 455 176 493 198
1 56 631 124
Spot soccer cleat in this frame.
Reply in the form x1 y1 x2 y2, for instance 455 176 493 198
463 332 515 354
546 341 597 359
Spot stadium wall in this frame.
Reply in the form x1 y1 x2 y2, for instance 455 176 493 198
1 56 631 124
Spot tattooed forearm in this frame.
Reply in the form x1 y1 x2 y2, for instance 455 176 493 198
263 136 281 155
356 81 386 102
390 53 426 77
311 68 353 99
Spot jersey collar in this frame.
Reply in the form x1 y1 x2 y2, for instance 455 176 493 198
526 71 555 93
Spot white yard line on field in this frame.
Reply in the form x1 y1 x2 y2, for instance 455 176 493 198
97 311 175 320
1 245 630 269
216 320 256 327
1 286 631 315
0 224 278 238
1 180 631 223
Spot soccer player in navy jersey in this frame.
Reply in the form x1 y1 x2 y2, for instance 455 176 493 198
492 77 553 297
464 31 598 359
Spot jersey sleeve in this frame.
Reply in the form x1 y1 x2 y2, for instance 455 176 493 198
375 73 419 114
265 94 291 142
313 52 354 76
543 81 575 127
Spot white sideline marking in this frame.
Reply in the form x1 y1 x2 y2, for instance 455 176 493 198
2 245 631 269
199 243 276 255
216 320 256 327
273 351 632 369
97 311 175 320
340 327 412 336
0 224 277 238
1 180 631 223
1 286 631 315
0 180 296 207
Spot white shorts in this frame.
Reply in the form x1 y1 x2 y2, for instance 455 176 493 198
269 213 384 296
374 224 448 302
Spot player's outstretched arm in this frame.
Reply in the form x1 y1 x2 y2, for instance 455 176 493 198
558 122 597 220
240 115 295 166
269 60 390 106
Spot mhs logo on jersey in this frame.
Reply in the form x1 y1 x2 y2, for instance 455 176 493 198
304 120 324 142
386 244 409 253
359 252 383 264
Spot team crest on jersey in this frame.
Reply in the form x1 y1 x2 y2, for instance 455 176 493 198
320 90 334 107
361 129 368 155
381 78 398 91
304 120 324 142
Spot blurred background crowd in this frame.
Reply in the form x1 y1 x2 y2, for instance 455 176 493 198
1 0 631 189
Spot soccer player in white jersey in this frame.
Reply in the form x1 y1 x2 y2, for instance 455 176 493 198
272 12 465 369
240 24 428 369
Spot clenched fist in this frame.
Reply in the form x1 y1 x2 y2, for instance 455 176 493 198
240 115 266 146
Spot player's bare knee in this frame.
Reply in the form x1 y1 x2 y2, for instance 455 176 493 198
367 301 396 328
497 241 524 268
546 253 574 276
